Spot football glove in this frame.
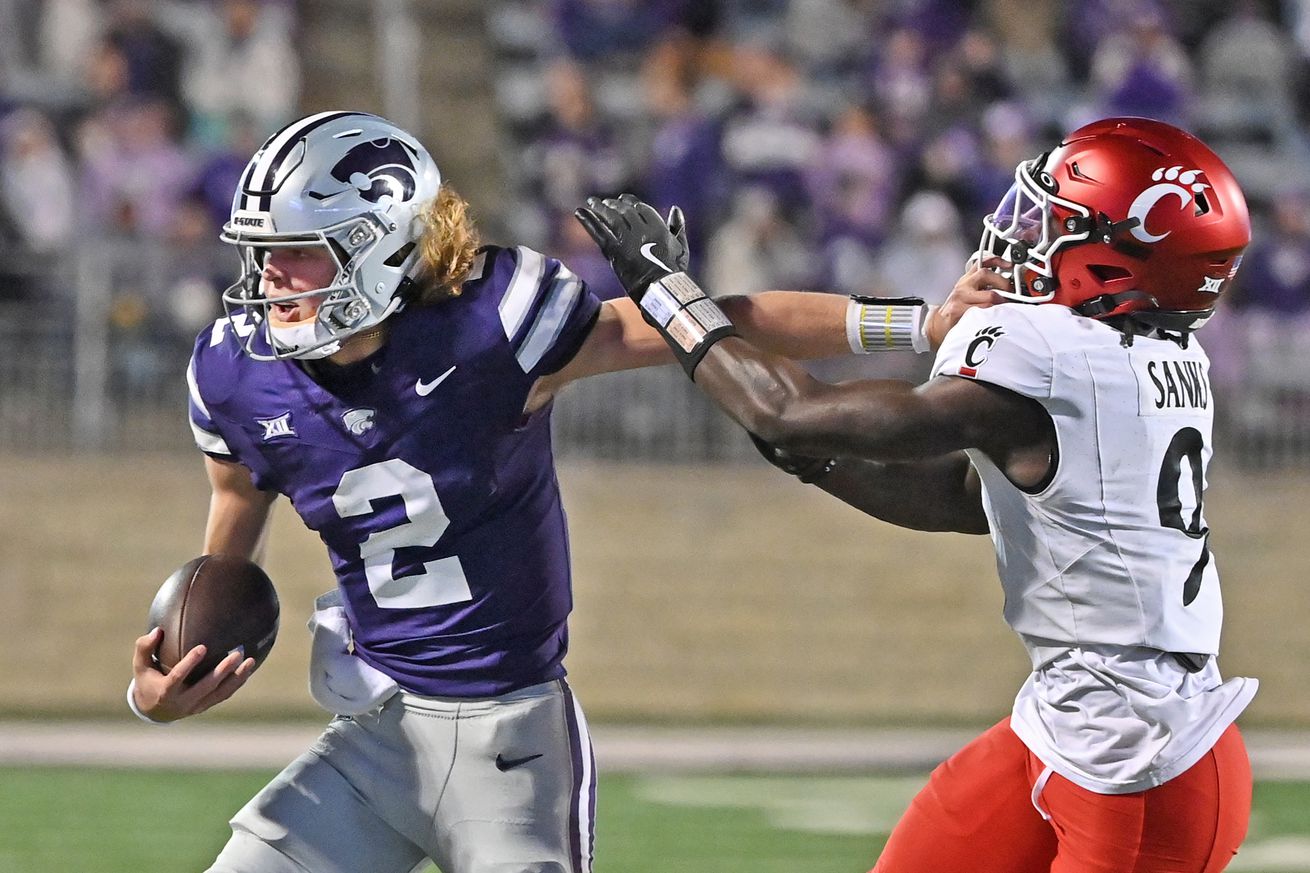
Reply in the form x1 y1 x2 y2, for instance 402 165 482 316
575 194 689 297
575 194 737 378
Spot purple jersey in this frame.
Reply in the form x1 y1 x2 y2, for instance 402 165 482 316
187 246 602 696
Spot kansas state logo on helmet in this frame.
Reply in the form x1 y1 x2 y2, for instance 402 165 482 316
324 138 420 204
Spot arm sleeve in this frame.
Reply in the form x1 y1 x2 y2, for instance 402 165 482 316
491 245 603 379
929 306 1055 400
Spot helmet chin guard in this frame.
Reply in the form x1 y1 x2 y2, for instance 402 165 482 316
219 111 441 361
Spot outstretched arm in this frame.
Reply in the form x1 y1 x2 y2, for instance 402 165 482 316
575 195 1055 488
544 278 1002 388
532 199 1002 403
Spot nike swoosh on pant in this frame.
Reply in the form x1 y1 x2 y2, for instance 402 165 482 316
495 753 544 771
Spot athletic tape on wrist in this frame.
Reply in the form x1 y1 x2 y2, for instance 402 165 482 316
641 272 738 378
846 296 930 354
125 678 172 726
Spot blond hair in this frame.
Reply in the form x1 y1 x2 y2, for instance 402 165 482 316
412 184 481 305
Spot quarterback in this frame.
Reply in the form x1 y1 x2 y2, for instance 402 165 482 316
580 117 1258 873
124 111 992 873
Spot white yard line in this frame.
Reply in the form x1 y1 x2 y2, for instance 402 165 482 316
1 721 1307 779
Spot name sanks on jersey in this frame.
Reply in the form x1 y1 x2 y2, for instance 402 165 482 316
1144 359 1209 411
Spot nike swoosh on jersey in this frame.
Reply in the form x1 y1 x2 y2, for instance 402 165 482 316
640 242 675 274
494 752 543 772
415 364 457 397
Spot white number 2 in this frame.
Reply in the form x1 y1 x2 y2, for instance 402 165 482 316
332 459 472 609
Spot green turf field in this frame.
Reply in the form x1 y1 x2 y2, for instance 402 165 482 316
0 768 1305 873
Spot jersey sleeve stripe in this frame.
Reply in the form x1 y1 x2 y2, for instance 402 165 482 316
498 246 548 343
515 271 584 373
190 417 232 456
186 357 214 419
186 356 233 455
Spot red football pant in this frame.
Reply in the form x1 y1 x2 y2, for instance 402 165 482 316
872 718 1251 873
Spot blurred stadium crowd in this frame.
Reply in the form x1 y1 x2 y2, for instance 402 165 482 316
492 0 1310 416
0 0 299 408
4 0 1310 461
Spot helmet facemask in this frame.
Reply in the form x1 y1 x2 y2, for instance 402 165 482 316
976 156 1094 304
221 212 414 361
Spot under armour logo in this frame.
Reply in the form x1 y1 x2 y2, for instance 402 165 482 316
257 412 296 441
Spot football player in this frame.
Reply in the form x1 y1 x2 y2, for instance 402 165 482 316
124 111 998 873
579 117 1259 873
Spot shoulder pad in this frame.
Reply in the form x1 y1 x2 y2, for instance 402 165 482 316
931 304 1056 400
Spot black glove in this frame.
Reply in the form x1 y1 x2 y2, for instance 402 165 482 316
574 194 689 301
575 194 736 379
748 432 836 484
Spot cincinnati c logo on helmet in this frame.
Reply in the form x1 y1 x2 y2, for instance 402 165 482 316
330 138 419 204
1127 167 1209 244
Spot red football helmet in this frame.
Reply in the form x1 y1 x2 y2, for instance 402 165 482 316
977 117 1251 332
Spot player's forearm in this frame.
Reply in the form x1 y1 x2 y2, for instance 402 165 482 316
718 291 850 359
203 492 274 562
815 454 988 534
202 458 277 561
588 291 853 374
694 340 958 462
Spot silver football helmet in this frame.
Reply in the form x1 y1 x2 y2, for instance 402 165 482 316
220 111 442 360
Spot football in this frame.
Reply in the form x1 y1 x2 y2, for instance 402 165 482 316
147 554 280 686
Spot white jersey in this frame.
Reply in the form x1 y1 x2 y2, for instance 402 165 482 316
930 304 1257 794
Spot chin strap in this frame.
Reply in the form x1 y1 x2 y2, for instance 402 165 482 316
1072 289 1157 320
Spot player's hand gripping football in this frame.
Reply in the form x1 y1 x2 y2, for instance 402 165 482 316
130 627 258 722
575 194 689 303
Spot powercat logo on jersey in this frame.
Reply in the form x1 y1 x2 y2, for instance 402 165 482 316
1127 166 1209 245
342 408 376 435
326 138 419 204
959 326 1005 378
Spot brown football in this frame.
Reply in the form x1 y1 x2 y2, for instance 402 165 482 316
147 554 280 685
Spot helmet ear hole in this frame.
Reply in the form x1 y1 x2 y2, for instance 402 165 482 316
384 242 416 268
